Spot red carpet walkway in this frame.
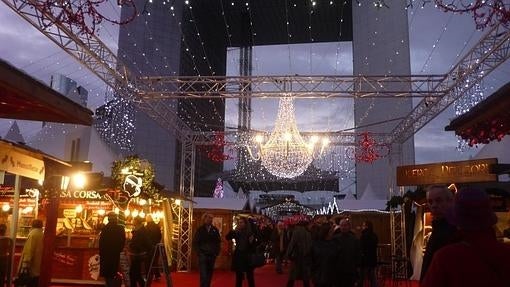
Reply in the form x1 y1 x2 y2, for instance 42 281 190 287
151 264 419 287
52 264 419 287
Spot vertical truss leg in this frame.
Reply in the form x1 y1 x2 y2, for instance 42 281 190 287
390 186 407 281
176 140 195 271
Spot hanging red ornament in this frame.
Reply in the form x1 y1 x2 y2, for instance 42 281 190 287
19 0 137 36
205 132 235 162
349 132 390 164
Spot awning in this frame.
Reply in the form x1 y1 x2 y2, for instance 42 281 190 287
0 59 93 125
0 139 71 181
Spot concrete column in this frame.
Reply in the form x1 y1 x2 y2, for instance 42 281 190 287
352 1 415 199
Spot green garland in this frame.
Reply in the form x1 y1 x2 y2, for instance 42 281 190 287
111 155 158 198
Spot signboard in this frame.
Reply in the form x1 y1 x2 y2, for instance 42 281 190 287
63 209 77 218
0 148 45 181
60 190 103 200
396 158 498 186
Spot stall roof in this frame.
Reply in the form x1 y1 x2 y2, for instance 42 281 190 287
186 197 248 211
0 59 93 125
445 82 510 136
0 139 71 167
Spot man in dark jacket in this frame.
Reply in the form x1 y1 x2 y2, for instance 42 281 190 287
360 221 378 287
145 215 162 279
99 212 126 287
332 219 360 287
192 213 221 287
129 217 152 287
420 185 456 281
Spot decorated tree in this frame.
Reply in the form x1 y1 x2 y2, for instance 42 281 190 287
111 155 158 198
213 178 224 199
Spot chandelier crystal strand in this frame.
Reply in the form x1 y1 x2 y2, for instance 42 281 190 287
258 96 313 178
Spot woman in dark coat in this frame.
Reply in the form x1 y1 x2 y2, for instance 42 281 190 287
129 217 152 287
311 223 337 287
226 217 257 287
99 212 126 287
360 221 378 287
285 222 312 287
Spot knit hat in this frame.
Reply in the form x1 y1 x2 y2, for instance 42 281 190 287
452 188 497 231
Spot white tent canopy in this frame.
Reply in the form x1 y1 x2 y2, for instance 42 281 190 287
187 197 248 211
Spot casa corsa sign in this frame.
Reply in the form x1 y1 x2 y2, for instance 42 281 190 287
60 190 103 200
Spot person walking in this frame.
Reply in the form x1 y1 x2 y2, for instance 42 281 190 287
193 213 221 287
129 217 152 287
0 224 12 287
420 185 457 281
226 217 257 287
422 188 510 287
331 219 361 287
270 222 286 274
99 212 126 287
360 221 378 287
145 215 162 280
285 221 312 287
19 219 44 287
311 223 336 287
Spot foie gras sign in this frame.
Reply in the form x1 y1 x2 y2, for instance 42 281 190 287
396 158 498 186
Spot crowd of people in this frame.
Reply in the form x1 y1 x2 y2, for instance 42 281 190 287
193 212 379 287
194 185 510 287
98 213 162 287
1 185 509 287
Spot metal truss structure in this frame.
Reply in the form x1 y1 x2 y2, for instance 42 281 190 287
3 0 510 273
137 74 444 99
176 141 195 271
390 187 408 280
388 22 510 144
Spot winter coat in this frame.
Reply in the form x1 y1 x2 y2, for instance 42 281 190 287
269 228 286 258
129 226 152 256
226 229 257 272
421 230 510 287
145 221 162 247
20 228 43 277
193 224 221 257
420 218 457 281
311 239 337 286
286 225 312 280
99 222 126 277
331 231 361 275
360 229 378 268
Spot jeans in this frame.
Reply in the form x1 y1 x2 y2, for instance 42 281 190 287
130 255 146 287
235 269 255 287
275 253 283 273
199 254 216 287
360 267 377 287
286 279 310 287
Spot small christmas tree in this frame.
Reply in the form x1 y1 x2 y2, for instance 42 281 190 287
213 178 224 198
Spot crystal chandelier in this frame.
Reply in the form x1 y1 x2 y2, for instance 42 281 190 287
247 96 329 178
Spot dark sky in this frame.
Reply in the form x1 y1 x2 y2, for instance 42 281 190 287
0 2 509 165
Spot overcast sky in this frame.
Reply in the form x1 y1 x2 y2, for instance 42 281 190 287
0 2 509 165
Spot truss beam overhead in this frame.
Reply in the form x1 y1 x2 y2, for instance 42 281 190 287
0 0 194 142
389 23 510 144
137 74 445 99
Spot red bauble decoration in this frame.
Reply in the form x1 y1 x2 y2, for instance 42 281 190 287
434 0 510 29
19 0 137 36
349 132 390 164
205 132 235 163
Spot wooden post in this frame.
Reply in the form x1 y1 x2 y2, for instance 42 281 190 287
8 174 21 287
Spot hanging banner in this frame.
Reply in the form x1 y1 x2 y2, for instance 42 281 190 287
0 148 45 181
396 158 498 186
